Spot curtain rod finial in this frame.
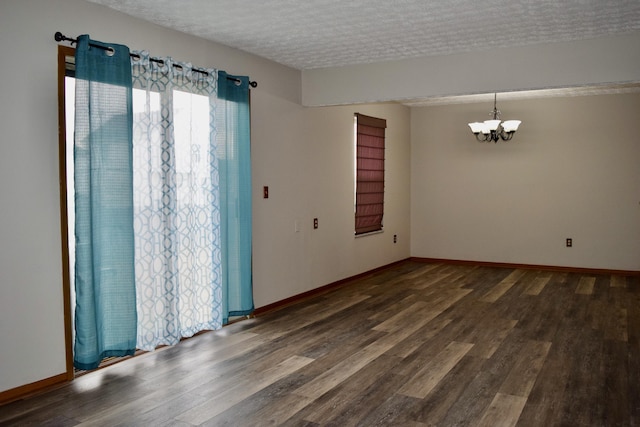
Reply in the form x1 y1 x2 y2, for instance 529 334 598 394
54 32 76 44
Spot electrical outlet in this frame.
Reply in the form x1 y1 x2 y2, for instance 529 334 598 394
313 218 318 229
263 186 269 199
393 234 397 243
566 238 572 247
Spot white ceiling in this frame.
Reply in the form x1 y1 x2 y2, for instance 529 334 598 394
84 0 640 104
85 0 640 71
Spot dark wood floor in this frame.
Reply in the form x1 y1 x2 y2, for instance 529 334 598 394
2 261 639 426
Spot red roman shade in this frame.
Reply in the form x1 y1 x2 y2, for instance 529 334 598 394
355 113 386 235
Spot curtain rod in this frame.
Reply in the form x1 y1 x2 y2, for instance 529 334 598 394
55 32 257 88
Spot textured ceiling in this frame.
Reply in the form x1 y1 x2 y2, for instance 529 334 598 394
85 0 640 71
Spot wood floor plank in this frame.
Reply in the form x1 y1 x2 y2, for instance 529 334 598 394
425 287 474 312
389 310 475 378
293 311 440 399
387 315 453 359
480 279 516 303
466 317 518 359
297 354 405 425
515 361 568 427
247 394 316 427
479 270 525 303
558 327 605 425
203 392 315 427
373 288 470 339
75 385 208 425
600 339 629 426
50 374 157 422
626 284 640 424
498 340 552 397
521 273 580 342
175 355 314 425
436 331 530 426
610 275 627 288
401 262 442 280
409 272 454 290
108 391 209 427
366 292 419 322
150 332 269 381
351 393 423 426
371 300 428 332
576 276 596 295
411 354 487 425
248 292 371 339
477 392 527 427
515 283 585 427
398 341 474 399
523 275 551 296
504 269 527 282
604 307 628 342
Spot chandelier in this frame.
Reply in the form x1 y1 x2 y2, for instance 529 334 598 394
468 94 521 142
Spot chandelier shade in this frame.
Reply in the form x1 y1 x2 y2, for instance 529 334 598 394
468 94 521 142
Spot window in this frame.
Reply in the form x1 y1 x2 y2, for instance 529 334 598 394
59 42 253 371
354 113 386 235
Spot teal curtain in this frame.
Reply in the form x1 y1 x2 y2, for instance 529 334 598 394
73 35 137 370
217 72 254 322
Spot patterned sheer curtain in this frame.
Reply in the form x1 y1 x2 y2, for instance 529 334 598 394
131 52 227 350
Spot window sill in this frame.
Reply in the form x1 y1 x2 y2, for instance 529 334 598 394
355 229 384 238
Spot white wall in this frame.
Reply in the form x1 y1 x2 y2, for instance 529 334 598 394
410 94 640 271
0 0 410 394
252 100 411 306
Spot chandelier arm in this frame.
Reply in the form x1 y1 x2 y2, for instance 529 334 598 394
475 133 488 142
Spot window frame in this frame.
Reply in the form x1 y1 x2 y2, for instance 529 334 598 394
58 45 76 380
